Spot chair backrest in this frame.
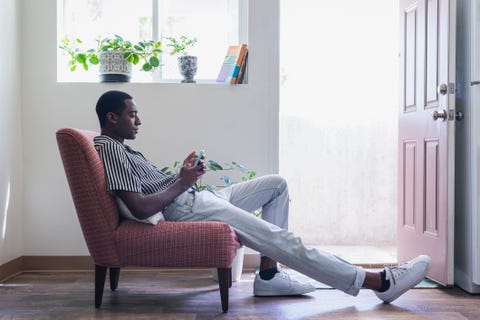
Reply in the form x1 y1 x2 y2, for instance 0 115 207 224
56 128 121 266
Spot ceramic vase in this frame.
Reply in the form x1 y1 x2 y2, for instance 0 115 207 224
178 55 198 83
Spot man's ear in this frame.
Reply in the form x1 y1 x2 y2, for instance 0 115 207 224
106 112 119 124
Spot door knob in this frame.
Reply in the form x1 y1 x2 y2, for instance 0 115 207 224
437 83 448 95
432 109 448 121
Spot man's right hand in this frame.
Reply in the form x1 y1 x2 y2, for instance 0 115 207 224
178 151 206 188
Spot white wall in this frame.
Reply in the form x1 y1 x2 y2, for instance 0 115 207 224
20 0 279 255
0 0 24 264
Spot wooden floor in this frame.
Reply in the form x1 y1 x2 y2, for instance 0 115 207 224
1 269 479 320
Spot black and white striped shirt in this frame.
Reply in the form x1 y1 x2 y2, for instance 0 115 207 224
94 135 179 195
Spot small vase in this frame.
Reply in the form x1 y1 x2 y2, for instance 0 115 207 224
178 55 197 83
98 51 132 82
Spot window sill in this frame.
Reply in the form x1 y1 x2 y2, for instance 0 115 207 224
56 79 248 85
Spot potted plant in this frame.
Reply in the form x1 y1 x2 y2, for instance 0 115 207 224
58 35 162 82
161 158 260 282
165 35 198 83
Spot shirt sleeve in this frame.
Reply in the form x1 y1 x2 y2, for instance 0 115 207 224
96 140 143 194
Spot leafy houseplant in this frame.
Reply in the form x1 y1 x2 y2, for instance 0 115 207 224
59 35 162 82
162 159 253 190
161 158 261 217
165 35 198 83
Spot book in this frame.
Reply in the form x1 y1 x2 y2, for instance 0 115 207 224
234 49 248 84
230 45 248 84
216 44 248 84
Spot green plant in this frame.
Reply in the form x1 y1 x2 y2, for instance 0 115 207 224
165 35 197 56
58 37 98 72
59 35 162 72
161 158 261 217
161 159 256 191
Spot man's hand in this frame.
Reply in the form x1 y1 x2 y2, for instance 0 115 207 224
178 151 206 188
117 152 207 220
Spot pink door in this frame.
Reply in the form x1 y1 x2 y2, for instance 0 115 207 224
398 0 455 285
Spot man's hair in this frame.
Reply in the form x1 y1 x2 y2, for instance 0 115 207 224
95 90 133 127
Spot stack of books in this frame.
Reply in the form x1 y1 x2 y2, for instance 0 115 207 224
216 44 248 84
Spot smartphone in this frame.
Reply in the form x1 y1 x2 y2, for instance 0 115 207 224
194 149 205 167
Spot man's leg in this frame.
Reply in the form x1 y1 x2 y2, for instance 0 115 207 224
214 174 289 277
163 188 431 302
215 175 426 297
164 189 365 296
214 174 289 229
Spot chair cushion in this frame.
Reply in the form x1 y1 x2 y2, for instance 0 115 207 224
115 220 241 268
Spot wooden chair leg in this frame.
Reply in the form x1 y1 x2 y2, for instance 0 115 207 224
109 267 120 291
95 265 107 308
217 268 231 313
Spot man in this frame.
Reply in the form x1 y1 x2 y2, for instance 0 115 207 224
93 90 431 302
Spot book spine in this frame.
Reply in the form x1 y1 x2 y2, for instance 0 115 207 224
236 49 248 84
230 44 247 84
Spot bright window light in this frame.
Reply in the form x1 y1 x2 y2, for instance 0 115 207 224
57 0 245 82
280 0 399 245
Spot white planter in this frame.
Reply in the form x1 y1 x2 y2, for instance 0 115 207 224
98 51 132 82
212 246 245 282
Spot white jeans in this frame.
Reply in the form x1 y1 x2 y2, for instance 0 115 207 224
163 174 366 296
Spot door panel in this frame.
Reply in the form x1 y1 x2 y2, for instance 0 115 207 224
398 0 455 285
404 4 417 111
403 141 417 229
424 138 439 237
426 0 439 106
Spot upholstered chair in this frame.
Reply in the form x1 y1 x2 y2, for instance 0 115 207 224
56 128 241 313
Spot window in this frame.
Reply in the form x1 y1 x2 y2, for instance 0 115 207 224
57 0 247 82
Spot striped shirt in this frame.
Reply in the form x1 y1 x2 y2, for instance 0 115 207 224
94 135 179 195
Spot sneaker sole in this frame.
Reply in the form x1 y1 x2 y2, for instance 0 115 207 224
254 287 316 297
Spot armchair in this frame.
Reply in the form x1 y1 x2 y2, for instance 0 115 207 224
56 128 241 313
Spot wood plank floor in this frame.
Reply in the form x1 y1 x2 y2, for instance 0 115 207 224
1 269 479 320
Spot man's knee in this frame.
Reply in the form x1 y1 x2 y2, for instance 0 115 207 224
263 174 288 193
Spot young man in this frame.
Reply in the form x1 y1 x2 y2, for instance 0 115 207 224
93 90 431 302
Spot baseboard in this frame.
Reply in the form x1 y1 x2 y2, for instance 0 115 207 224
0 256 94 282
0 256 23 282
1 254 260 282
22 256 94 271
1 253 382 282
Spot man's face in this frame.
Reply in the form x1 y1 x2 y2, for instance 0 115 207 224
112 99 141 140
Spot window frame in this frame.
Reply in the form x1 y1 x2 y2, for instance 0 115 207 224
56 0 249 83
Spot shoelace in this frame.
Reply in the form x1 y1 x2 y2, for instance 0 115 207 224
277 271 302 284
385 262 410 286
277 272 291 280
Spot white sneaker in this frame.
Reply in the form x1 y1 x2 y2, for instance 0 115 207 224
253 270 316 296
375 255 431 303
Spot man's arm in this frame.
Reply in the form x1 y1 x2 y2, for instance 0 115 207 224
117 151 205 220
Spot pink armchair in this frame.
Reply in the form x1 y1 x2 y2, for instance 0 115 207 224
56 128 241 313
